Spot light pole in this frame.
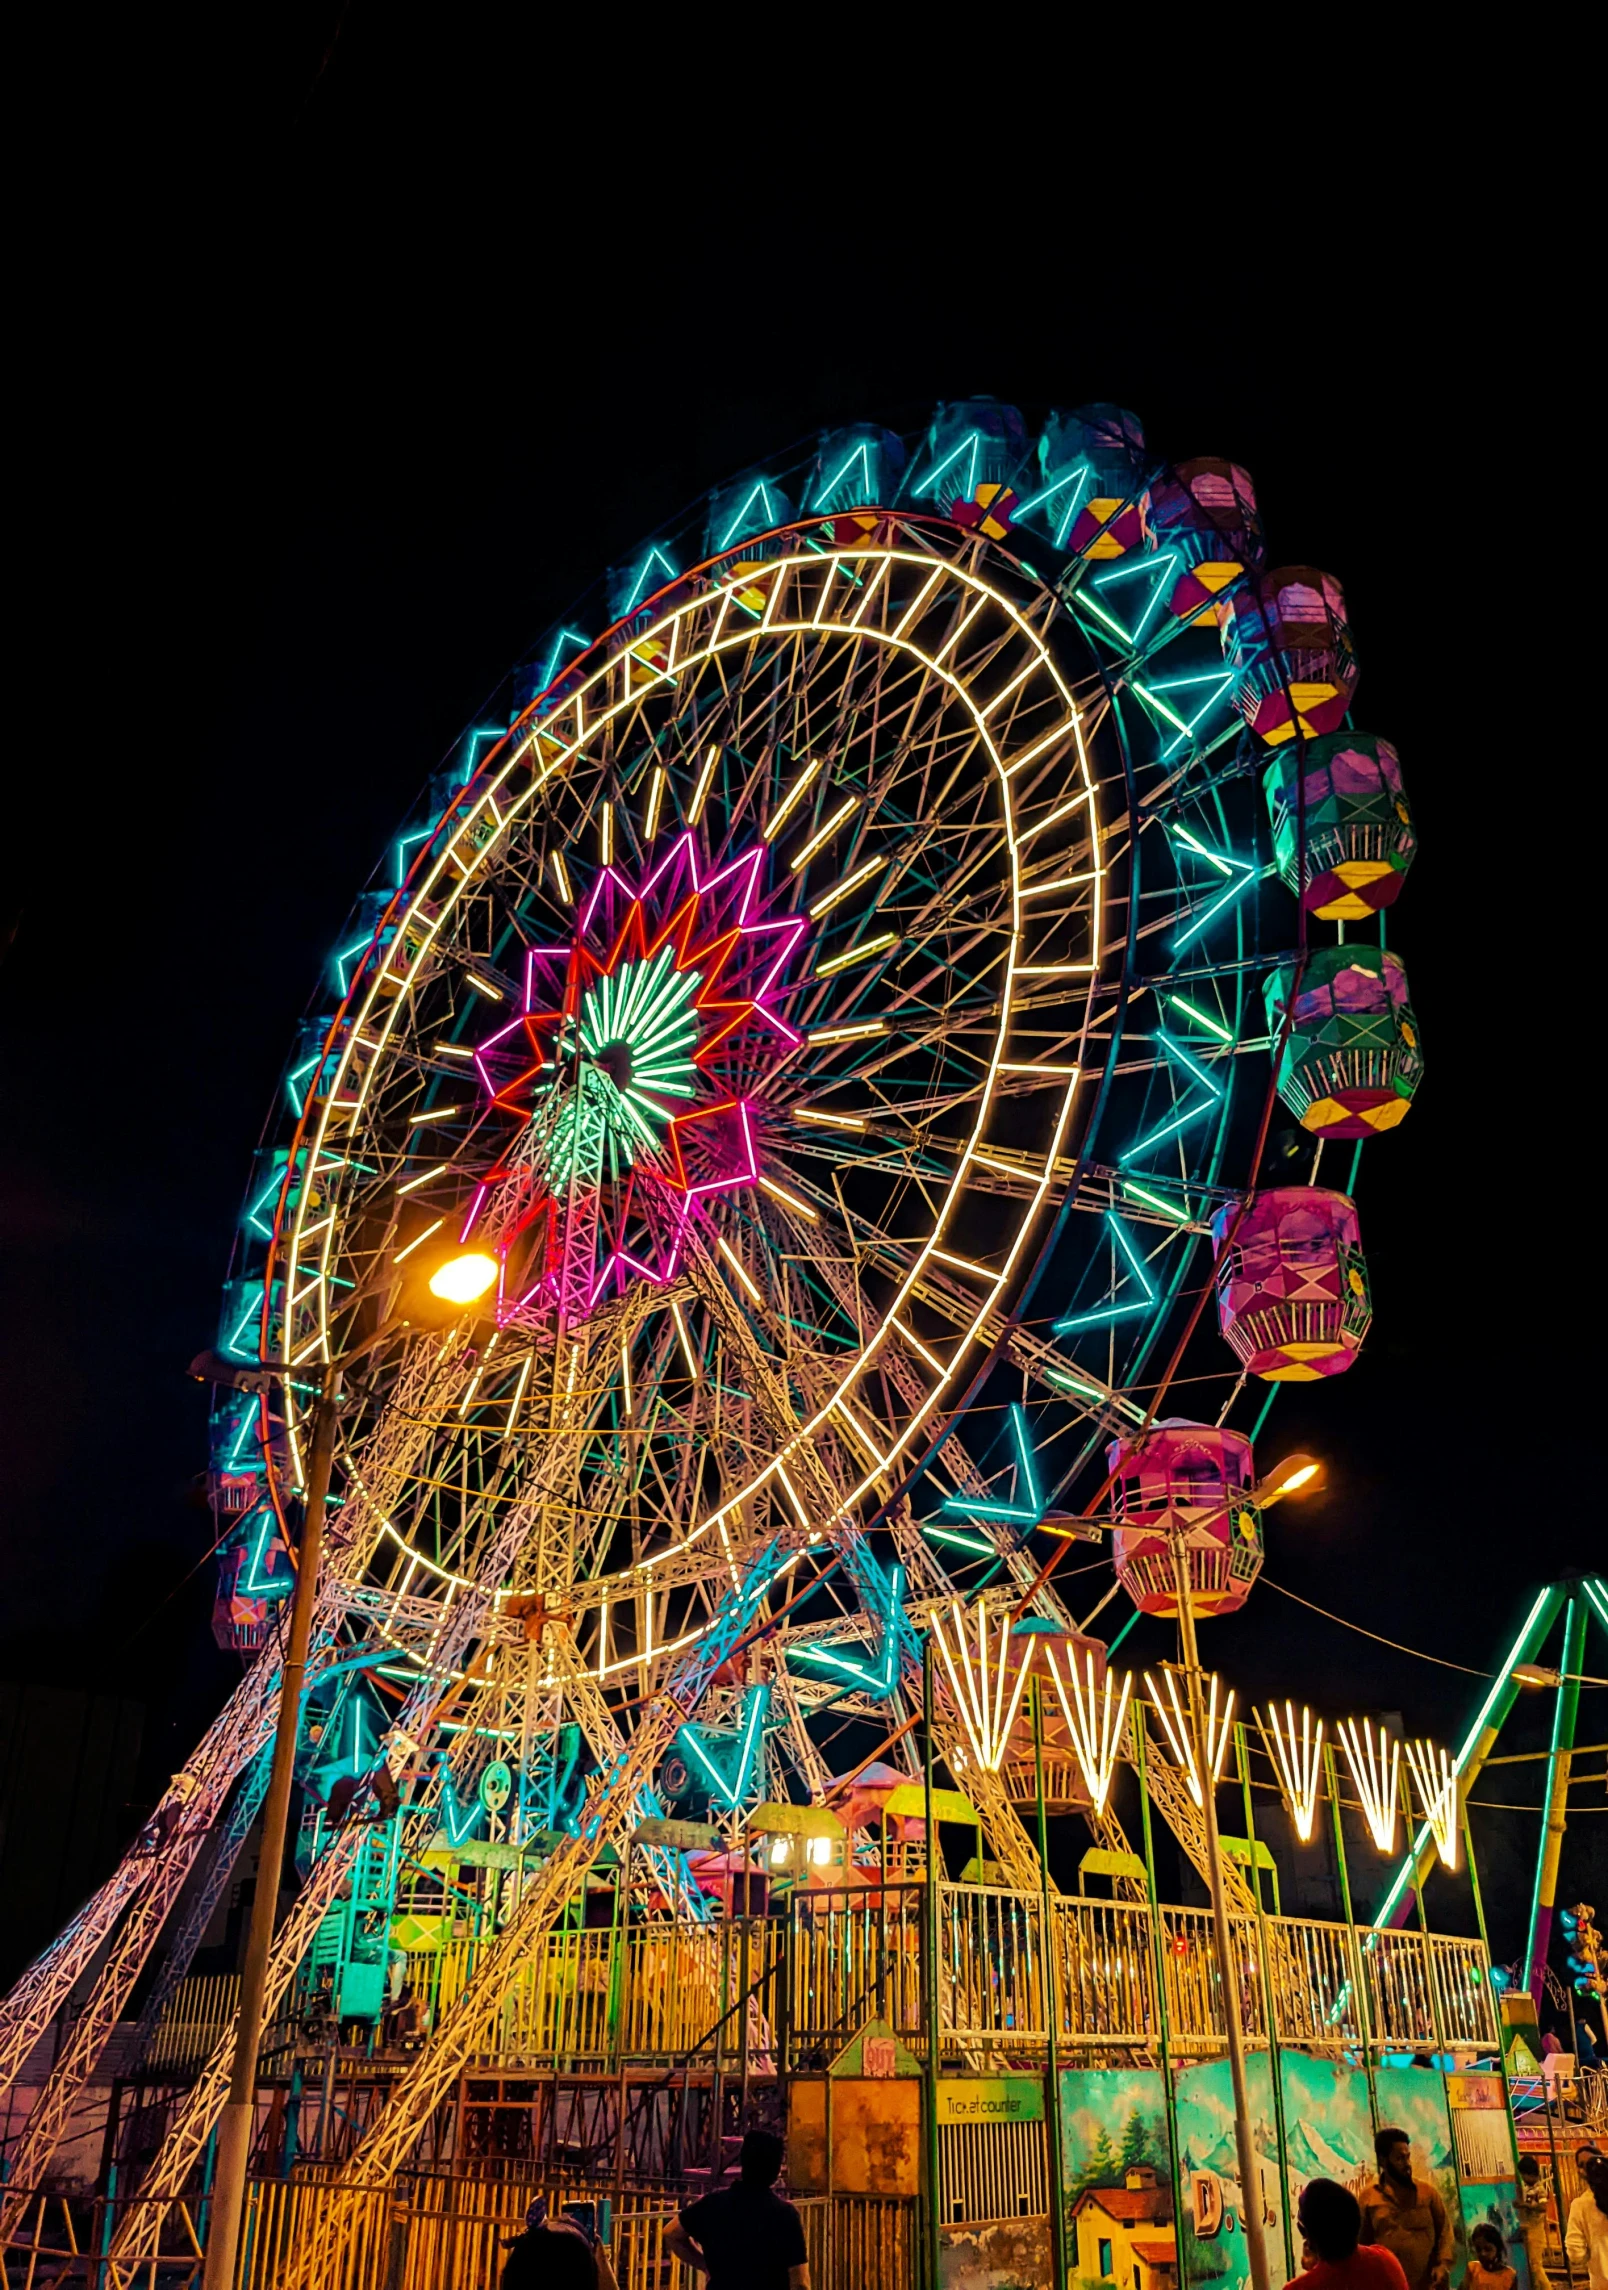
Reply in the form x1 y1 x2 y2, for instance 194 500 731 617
1170 1535 1271 2290
201 1358 340 2290
195 1247 498 2290
1160 1451 1322 2290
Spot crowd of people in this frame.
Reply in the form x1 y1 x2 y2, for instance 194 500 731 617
490 2120 1607 2290
1286 2129 1607 2290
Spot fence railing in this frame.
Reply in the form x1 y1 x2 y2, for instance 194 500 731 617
0 2174 914 2290
163 1884 1498 2078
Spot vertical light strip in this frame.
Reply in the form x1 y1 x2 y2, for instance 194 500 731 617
600 802 614 865
762 757 821 841
1255 1702 1325 1845
1404 1738 1459 1869
669 1298 700 1380
688 746 719 825
1337 1717 1401 1853
645 766 665 841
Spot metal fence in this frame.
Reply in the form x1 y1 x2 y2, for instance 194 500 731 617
153 1883 1499 2086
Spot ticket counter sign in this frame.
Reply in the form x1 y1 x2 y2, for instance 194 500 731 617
936 2076 1044 2125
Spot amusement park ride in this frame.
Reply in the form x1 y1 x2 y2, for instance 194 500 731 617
3 399 1604 2290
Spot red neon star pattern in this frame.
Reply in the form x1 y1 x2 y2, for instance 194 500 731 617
464 832 807 1322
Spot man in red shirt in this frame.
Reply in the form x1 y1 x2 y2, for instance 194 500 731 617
1287 2179 1412 2290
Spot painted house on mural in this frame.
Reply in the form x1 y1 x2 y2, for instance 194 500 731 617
1069 2164 1179 2290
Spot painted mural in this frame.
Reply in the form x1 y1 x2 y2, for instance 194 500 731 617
1051 2060 1524 2290
1174 2056 1286 2290
1059 2069 1177 2290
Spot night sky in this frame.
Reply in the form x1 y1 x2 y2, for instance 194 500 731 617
3 18 1598 1983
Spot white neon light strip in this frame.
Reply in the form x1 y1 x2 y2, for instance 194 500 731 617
279 546 1098 1572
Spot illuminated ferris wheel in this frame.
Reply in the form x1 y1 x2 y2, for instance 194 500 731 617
0 396 1431 2270
199 398 1422 1849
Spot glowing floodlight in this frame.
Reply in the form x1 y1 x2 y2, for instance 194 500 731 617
1337 1716 1401 1853
1404 1737 1459 1869
1256 1701 1325 1844
1145 1668 1234 1807
428 1252 500 1305
1256 1452 1326 1504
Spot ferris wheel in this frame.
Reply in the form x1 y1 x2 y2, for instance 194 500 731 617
207 399 1417 1832
2 395 1426 2256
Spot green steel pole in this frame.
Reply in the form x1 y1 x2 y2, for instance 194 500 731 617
1034 1679 1068 2290
1460 1792 1528 2201
1375 1585 1566 1931
1133 1705 1186 2281
1326 1743 1379 2132
923 1639 942 2290
1524 1598 1587 2006
1238 1724 1294 2281
1403 1762 1448 2055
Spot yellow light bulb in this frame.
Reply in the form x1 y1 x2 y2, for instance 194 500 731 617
428 1252 499 1306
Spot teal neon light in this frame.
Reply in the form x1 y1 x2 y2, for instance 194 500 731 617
1168 826 1260 953
1133 666 1241 761
239 1505 289 1598
1166 994 1235 1044
1583 1577 1608 1637
224 1299 261 1359
1107 1610 1141 1657
677 1684 770 1810
391 826 434 892
536 627 589 695
619 546 678 615
1121 1179 1193 1226
1015 463 1093 548
1119 1031 1224 1165
716 482 779 553
812 442 875 511
285 1055 324 1115
436 1756 483 1849
1053 1214 1159 1334
1084 550 1182 649
244 1174 282 1239
225 1400 262 1471
460 725 503 780
919 433 980 502
789 1566 903 1698
942 1405 1044 1525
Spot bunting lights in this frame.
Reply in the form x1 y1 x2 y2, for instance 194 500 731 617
931 1601 1037 1772
1255 1701 1325 1844
1404 1737 1459 1869
1044 1641 1132 1817
1337 1716 1401 1853
1144 1668 1234 1806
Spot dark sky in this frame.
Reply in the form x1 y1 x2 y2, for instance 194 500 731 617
3 16 1598 1969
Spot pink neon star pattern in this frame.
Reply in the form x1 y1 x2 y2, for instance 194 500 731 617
464 832 806 1322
